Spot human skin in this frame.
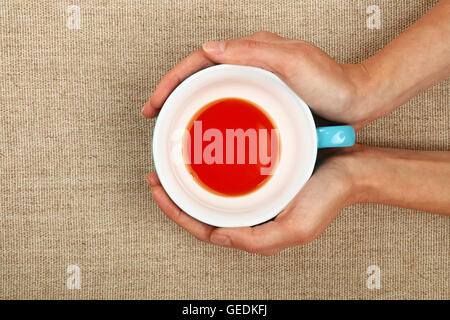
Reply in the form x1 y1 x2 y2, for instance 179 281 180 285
142 0 450 255
142 0 450 129
146 146 450 256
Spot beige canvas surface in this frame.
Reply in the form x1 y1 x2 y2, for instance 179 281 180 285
0 0 448 300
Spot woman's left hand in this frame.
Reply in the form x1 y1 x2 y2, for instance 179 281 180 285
147 149 362 256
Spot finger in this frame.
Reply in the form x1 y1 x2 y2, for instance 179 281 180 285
149 182 215 243
209 163 346 253
141 101 159 118
209 218 300 254
146 172 160 187
201 39 288 74
352 120 368 131
143 31 286 118
258 247 283 256
142 49 215 118
246 32 298 47
245 30 283 42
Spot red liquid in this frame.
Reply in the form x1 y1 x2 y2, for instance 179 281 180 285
184 98 279 196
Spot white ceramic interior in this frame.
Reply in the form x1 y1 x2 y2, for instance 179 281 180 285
152 64 317 227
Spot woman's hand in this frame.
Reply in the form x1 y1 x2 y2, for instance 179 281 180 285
146 143 450 255
143 4 450 254
142 31 372 128
142 31 371 255
147 149 361 256
143 3 450 127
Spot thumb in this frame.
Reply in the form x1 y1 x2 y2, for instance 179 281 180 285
202 39 285 73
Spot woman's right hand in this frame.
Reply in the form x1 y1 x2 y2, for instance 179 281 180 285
142 31 372 129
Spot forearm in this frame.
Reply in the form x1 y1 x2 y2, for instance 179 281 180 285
348 146 450 215
352 0 450 123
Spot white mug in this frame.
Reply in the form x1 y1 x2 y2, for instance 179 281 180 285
152 64 355 227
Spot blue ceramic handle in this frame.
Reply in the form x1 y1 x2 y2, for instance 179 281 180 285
316 125 355 149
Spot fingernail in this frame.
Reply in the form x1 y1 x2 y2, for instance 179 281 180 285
202 41 225 54
210 234 231 247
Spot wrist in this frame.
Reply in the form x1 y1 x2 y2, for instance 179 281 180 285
337 146 450 214
332 145 380 205
340 145 401 205
341 63 379 126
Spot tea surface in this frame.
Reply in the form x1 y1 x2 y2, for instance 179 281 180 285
184 98 279 196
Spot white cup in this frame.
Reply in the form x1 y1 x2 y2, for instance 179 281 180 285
152 64 354 227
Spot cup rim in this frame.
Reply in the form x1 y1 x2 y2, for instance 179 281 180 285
152 64 318 227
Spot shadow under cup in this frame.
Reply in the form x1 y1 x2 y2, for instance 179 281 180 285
153 64 349 227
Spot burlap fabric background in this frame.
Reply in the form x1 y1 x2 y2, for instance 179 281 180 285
0 0 448 300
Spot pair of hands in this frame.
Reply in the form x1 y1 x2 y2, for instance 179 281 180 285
142 31 378 255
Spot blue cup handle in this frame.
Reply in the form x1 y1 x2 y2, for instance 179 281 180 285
316 125 355 149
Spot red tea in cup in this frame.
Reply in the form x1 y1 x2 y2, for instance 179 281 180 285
184 98 280 196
